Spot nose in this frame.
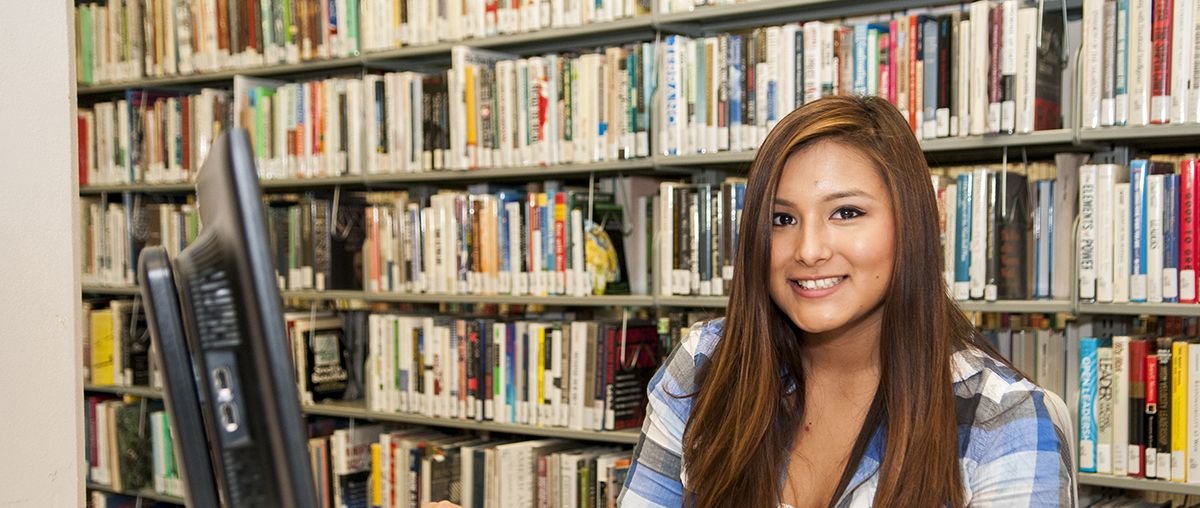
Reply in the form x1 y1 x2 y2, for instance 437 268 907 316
792 220 832 266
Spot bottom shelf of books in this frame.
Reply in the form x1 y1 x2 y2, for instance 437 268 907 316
84 293 1200 504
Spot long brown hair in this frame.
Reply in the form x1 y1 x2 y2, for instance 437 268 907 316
681 95 980 507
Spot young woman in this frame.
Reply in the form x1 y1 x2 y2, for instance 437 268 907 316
617 96 1076 507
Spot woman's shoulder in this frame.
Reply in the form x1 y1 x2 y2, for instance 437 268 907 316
949 346 1069 428
653 317 726 394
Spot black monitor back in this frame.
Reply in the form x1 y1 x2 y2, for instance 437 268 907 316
171 128 316 507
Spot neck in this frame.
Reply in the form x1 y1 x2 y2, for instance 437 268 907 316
799 307 884 386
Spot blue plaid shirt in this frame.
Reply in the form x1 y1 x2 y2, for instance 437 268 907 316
619 318 1077 507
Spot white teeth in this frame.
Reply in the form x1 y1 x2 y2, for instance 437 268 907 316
795 276 844 290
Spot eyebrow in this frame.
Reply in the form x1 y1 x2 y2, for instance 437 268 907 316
774 189 872 207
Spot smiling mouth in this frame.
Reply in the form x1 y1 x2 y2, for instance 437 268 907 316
791 276 847 290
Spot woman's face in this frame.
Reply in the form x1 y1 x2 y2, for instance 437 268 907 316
768 140 896 339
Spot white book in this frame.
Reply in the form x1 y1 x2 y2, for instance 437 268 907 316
1015 7 1038 133
804 21 824 103
970 2 993 135
1188 341 1200 484
1115 183 1132 302
970 167 989 299
1102 0 1117 126
1174 0 1196 123
1148 174 1165 302
1083 0 1105 128
1191 0 1200 122
1096 164 1129 302
958 18 972 137
944 183 959 293
1098 346 1114 474
1129 0 1152 125
1079 164 1098 301
1113 336 1131 476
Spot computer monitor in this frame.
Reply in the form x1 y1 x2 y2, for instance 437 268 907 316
138 128 317 507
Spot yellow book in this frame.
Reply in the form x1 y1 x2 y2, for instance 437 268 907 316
369 443 381 506
90 309 114 385
1172 340 1188 482
465 65 477 166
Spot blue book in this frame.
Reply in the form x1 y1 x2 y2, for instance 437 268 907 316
543 191 553 292
1164 174 1180 302
1131 160 1148 302
506 322 516 422
923 18 939 135
954 173 973 299
1079 337 1101 473
853 24 869 95
729 35 743 132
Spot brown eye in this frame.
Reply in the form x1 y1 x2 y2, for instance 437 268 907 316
772 213 796 226
833 207 864 220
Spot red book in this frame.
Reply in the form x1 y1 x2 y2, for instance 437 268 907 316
888 19 899 104
988 5 1002 132
77 115 88 186
1129 339 1148 477
216 0 230 52
181 96 191 178
1146 353 1160 478
245 0 258 52
1151 0 1173 123
553 192 566 293
1181 160 1199 302
909 15 919 133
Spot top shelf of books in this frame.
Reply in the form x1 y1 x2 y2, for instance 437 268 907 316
73 0 1082 96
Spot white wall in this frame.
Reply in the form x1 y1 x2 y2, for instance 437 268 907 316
0 0 83 506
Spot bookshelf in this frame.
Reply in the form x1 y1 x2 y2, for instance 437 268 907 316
304 401 642 445
73 0 1200 501
84 383 163 399
1077 474 1200 496
86 482 186 505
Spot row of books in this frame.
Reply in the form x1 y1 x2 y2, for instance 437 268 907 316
656 178 745 296
1078 330 1200 483
77 89 230 186
978 313 1070 401
311 423 634 508
84 299 155 389
77 41 654 185
658 3 1066 156
1080 0 1200 128
88 492 176 507
1077 157 1200 304
347 315 659 431
83 396 177 495
935 159 1072 302
73 0 645 85
80 199 199 286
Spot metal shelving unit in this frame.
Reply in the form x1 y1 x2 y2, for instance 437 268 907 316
84 384 163 399
1078 474 1200 495
304 400 641 445
86 482 185 504
1078 123 1200 142
81 285 140 296
956 300 1074 314
1076 302 1200 317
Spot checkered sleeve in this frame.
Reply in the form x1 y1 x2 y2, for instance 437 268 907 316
966 385 1077 507
619 319 723 508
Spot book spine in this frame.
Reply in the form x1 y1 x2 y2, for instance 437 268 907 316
1103 0 1118 126
1165 174 1181 302
1080 164 1098 301
1099 345 1115 473
1081 336 1100 473
955 172 973 300
1084 0 1105 128
1149 174 1166 302
1114 336 1131 476
1130 338 1148 477
1173 340 1189 481
1151 0 1174 123
1147 351 1160 478
1116 182 1132 302
1189 339 1200 484
1097 165 1117 302
1132 161 1149 301
1183 160 1200 303
1117 0 1130 125
1158 338 1174 478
